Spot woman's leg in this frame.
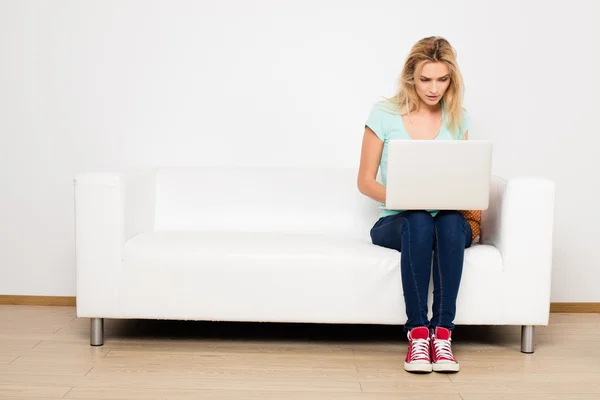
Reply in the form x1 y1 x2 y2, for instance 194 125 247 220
370 210 435 330
431 210 472 330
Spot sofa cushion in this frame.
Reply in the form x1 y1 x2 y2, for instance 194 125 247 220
123 231 502 273
118 231 503 324
152 167 380 239
123 231 399 270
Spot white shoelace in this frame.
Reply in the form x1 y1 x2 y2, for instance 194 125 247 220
433 338 454 360
409 337 430 361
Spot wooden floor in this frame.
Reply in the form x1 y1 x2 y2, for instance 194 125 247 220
0 306 599 399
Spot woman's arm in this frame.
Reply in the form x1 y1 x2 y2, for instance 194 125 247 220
357 127 387 204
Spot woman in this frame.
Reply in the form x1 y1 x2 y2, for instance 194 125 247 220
357 36 480 373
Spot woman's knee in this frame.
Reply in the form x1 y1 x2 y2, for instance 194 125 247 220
434 211 469 239
403 210 435 238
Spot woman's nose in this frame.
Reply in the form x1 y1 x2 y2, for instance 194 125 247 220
430 82 438 94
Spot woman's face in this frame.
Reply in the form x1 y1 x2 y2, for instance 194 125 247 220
415 61 451 106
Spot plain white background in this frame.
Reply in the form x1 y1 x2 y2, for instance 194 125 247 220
0 0 598 301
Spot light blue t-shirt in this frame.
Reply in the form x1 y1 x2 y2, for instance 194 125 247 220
365 100 472 219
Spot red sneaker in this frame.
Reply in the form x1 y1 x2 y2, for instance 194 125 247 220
431 327 460 372
404 326 432 373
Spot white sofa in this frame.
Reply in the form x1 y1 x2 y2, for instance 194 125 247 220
73 167 555 352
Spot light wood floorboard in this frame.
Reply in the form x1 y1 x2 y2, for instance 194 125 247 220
0 306 598 399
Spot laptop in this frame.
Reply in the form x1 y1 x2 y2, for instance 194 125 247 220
383 140 492 210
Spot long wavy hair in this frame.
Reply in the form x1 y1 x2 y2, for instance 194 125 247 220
384 36 467 136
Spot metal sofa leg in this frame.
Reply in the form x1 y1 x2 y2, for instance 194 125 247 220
90 318 104 346
521 325 534 353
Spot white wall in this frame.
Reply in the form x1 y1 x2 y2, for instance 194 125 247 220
0 0 598 301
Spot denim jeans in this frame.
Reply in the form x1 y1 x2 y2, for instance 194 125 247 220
370 210 472 331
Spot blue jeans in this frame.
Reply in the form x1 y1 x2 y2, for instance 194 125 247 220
370 210 472 331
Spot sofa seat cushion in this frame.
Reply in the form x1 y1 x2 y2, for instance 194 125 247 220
118 231 503 324
123 231 502 272
123 231 400 269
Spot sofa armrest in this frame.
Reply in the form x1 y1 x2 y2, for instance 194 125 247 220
73 169 156 316
481 175 556 322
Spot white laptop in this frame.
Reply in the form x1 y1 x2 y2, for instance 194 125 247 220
383 140 492 210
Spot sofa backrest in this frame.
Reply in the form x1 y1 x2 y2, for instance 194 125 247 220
153 167 381 240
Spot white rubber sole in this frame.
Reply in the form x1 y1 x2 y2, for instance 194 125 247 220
432 361 460 372
404 361 432 373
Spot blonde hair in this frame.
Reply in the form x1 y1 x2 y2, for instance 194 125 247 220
384 36 467 136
